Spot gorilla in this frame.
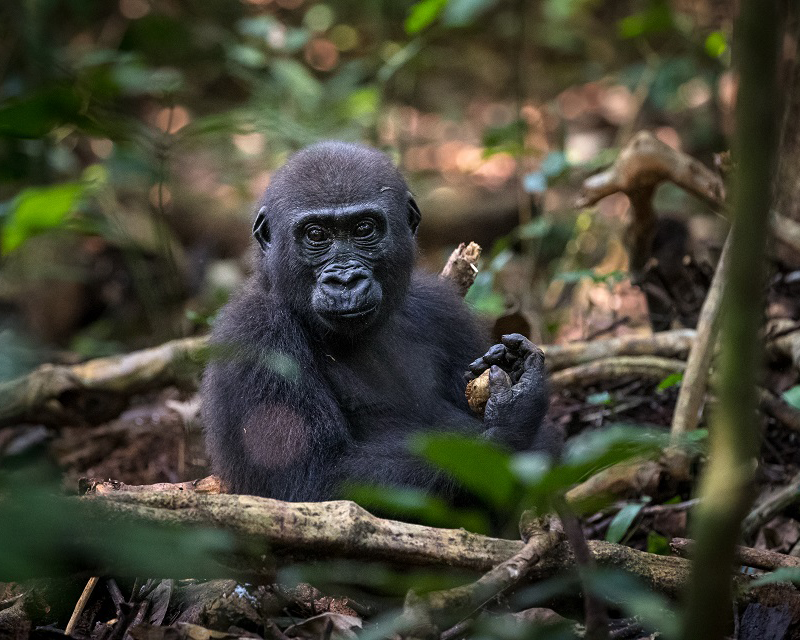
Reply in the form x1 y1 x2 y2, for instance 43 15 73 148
201 141 560 502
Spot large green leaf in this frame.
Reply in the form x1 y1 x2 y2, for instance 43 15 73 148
412 433 518 509
345 484 490 533
2 183 86 253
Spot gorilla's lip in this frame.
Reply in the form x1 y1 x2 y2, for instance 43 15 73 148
322 303 379 321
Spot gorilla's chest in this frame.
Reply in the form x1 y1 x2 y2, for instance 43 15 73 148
323 343 439 435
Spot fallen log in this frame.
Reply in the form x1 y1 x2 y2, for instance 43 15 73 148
73 491 800 612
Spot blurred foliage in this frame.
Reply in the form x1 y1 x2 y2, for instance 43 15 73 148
0 458 235 580
0 0 732 356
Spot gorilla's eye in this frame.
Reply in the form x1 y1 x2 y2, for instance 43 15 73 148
305 225 328 244
354 219 376 239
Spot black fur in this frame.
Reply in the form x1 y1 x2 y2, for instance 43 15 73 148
201 142 559 501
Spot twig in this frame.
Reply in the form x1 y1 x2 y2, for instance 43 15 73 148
670 233 731 437
400 515 564 636
549 356 686 389
741 469 800 539
79 475 224 496
64 576 99 636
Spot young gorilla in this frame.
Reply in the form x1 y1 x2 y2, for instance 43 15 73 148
202 142 561 501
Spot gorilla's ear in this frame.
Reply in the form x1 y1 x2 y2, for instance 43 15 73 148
407 192 421 236
253 206 270 252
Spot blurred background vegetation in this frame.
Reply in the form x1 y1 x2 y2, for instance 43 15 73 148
0 0 733 375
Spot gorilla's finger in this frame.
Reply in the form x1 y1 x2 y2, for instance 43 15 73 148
501 333 536 357
488 365 513 394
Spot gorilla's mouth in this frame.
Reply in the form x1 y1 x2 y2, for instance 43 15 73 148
323 303 379 321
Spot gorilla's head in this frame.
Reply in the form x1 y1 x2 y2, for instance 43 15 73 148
252 142 421 337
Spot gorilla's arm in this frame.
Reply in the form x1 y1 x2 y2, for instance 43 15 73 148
202 288 352 501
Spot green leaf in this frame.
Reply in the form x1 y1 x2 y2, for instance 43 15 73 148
482 119 526 156
553 269 594 284
618 0 674 39
343 87 379 124
540 151 569 177
606 502 646 543
271 59 323 110
412 434 518 509
748 568 800 588
782 385 800 410
646 530 671 555
657 372 684 391
705 31 728 58
511 425 670 505
587 391 612 406
3 183 85 253
405 0 448 34
345 484 490 533
464 271 506 315
112 63 184 95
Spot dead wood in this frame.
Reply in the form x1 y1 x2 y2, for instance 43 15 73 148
0 336 208 427
742 469 800 540
576 130 725 273
670 233 730 439
549 356 686 389
80 474 224 496
64 576 99 636
575 130 729 450
543 329 695 371
130 622 255 639
400 515 564 637
440 241 482 296
565 454 690 512
73 491 800 614
670 538 800 571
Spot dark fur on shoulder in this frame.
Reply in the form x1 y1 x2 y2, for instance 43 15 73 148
201 141 559 501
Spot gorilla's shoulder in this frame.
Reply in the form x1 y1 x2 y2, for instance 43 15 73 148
211 278 296 347
402 270 487 349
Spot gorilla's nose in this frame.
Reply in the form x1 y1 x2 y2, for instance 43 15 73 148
320 266 369 290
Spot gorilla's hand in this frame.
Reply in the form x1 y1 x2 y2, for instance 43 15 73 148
467 334 549 450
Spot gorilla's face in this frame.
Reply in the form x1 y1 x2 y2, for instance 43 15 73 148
252 142 421 338
297 203 387 333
